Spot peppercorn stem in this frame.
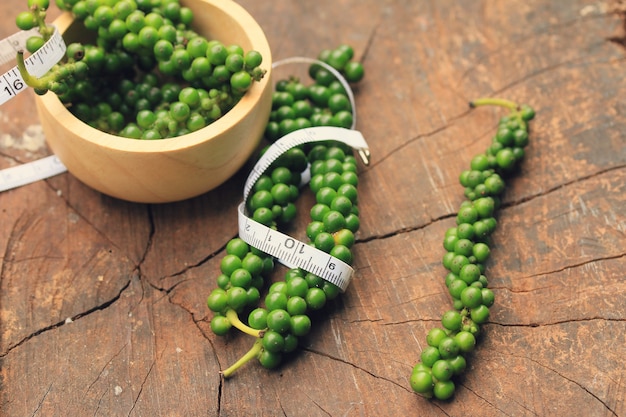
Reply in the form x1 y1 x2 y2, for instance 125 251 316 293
469 97 519 111
226 309 263 338
30 5 53 39
221 338 263 378
16 51 51 90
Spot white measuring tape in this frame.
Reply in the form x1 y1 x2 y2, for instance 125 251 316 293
0 154 66 192
0 26 68 191
1 26 67 105
238 126 369 292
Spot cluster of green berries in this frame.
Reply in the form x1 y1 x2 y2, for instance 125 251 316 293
209 142 361 377
206 237 275 335
264 44 364 142
410 98 535 401
15 0 266 139
15 0 55 52
206 52 364 377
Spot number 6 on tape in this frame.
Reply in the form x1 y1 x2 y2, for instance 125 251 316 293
237 126 370 292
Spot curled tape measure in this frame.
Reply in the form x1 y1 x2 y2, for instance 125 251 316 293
238 126 370 292
0 26 68 191
1 26 66 105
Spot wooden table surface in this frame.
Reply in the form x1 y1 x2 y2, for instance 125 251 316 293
1 0 625 416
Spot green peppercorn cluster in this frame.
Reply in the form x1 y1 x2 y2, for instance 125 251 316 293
410 99 536 401
15 0 266 139
206 51 365 377
264 45 364 141
208 142 361 377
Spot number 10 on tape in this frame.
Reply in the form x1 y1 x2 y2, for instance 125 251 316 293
238 203 354 292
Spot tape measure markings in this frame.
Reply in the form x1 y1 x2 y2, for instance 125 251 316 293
238 126 370 292
0 28 40 66
238 202 352 292
0 155 67 192
0 27 68 192
243 126 369 203
0 27 66 106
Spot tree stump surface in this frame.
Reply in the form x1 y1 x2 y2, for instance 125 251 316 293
1 1 625 416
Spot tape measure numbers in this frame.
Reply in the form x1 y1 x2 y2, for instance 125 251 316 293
238 126 370 292
0 26 67 105
0 27 68 191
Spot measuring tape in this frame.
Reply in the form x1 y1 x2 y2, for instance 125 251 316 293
0 26 68 191
0 28 39 66
238 126 369 292
1 26 67 105
0 154 66 192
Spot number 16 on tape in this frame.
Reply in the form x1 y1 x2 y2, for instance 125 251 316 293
0 27 66 106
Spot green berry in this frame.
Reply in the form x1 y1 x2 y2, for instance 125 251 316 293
438 337 460 359
248 308 268 330
16 11 37 30
481 288 495 307
343 61 364 83
454 331 476 353
420 346 441 367
206 289 228 313
210 315 232 336
290 315 312 337
441 310 462 332
431 359 454 382
266 309 291 334
262 330 285 353
433 380 455 400
470 305 490 324
226 287 248 311
448 354 467 375
258 350 282 369
410 371 434 396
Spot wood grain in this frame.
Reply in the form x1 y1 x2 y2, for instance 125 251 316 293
1 0 624 416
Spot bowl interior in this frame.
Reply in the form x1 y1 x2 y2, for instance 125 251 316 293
46 0 272 153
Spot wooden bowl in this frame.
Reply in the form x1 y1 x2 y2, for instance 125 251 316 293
34 0 272 203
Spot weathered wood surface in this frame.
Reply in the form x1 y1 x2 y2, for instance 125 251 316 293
1 0 625 416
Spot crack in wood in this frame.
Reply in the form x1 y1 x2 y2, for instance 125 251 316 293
459 383 516 416
458 8 616 88
0 276 132 357
489 317 626 328
217 373 223 416
608 0 626 47
306 395 332 417
303 347 411 393
29 382 52 417
127 359 157 417
86 342 130 394
499 252 626 282
508 352 620 416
